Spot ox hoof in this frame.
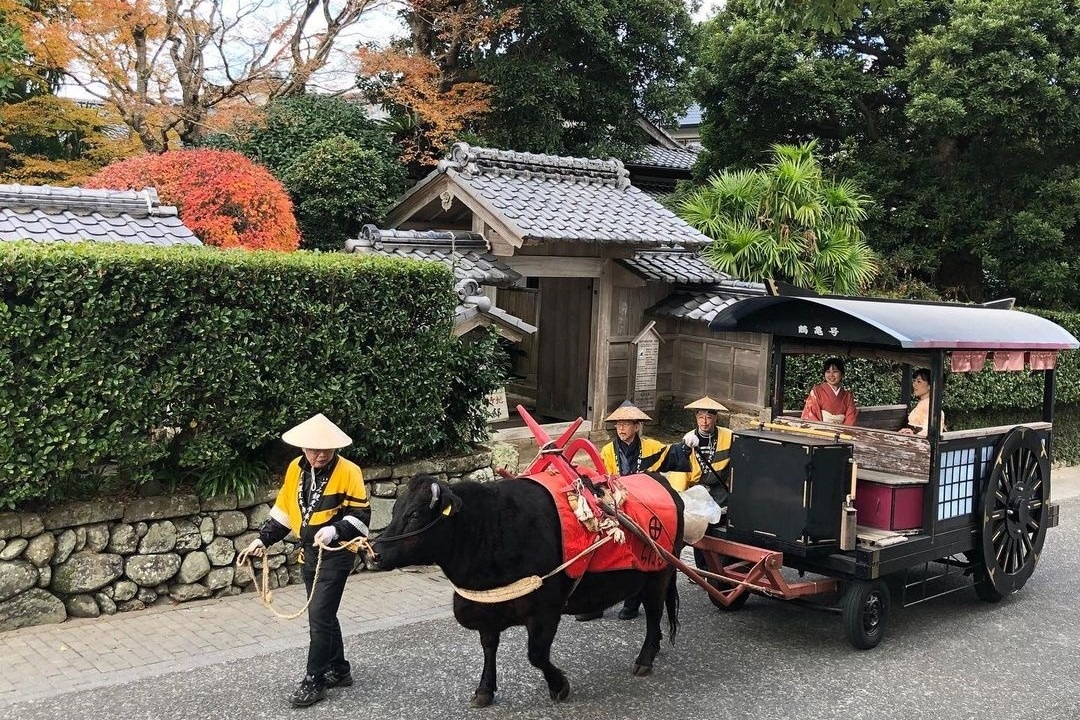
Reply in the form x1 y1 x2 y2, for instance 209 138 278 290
632 664 654 677
549 680 571 702
470 691 494 708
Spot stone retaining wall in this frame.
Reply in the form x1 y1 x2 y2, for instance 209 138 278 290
0 450 493 632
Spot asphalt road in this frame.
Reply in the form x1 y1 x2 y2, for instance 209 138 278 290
9 497 1079 720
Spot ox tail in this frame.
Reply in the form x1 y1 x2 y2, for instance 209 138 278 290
665 571 680 646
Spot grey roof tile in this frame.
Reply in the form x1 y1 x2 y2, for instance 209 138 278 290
618 249 730 285
346 224 521 287
648 281 767 323
675 104 703 127
0 184 201 247
428 143 711 248
626 145 700 171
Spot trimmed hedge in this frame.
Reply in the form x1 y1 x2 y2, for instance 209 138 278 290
0 243 504 508
782 307 1080 414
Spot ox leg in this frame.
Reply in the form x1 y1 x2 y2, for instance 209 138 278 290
471 630 500 708
632 574 667 676
525 615 570 702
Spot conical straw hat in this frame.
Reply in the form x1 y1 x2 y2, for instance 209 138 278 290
605 400 652 423
281 413 352 449
685 396 728 413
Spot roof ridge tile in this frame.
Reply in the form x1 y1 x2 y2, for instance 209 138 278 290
438 142 631 190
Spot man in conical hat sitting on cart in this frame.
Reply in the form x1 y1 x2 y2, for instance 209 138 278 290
242 413 370 708
576 400 682 622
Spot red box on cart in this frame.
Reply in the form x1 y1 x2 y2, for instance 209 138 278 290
854 479 924 531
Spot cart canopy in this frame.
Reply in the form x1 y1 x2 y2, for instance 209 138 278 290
709 296 1079 351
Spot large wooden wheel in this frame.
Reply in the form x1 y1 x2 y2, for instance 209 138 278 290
977 427 1050 600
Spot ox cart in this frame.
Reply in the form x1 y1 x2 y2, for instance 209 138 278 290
685 294 1078 649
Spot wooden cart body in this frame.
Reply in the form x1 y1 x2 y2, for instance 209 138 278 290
689 293 1078 647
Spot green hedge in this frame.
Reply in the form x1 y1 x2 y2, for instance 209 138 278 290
783 307 1080 415
0 243 505 508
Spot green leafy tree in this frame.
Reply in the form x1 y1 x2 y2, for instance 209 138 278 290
280 136 406 251
370 0 695 158
681 141 879 294
201 95 407 251
694 0 1080 307
478 0 695 156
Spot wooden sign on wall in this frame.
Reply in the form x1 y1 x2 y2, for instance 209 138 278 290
631 321 663 411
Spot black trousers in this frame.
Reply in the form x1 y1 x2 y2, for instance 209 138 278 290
302 544 355 678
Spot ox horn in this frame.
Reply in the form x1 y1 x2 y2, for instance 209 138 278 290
429 482 440 509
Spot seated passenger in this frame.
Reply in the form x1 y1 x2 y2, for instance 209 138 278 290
899 368 945 437
800 357 858 426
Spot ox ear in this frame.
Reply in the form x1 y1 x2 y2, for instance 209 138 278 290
428 481 461 517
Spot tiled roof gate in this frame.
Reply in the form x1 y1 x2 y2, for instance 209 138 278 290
0 184 201 247
424 142 711 248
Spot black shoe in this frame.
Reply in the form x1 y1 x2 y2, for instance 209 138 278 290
575 611 604 621
618 605 640 620
322 666 353 688
290 675 327 707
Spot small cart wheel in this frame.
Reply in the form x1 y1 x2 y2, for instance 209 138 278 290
694 548 749 611
978 427 1050 598
842 579 890 650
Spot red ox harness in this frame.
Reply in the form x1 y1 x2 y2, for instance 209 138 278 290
524 470 679 578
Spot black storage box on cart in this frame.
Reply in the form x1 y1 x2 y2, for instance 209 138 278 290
726 429 853 555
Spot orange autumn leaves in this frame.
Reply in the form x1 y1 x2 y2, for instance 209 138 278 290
86 149 300 251
358 0 520 164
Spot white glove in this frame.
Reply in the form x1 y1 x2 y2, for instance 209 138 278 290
314 526 338 548
683 430 699 448
242 538 264 558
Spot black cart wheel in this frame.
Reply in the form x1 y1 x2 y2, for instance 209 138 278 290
842 579 890 650
977 427 1050 599
694 548 749 611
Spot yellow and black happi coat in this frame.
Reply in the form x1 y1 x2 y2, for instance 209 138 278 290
600 436 675 477
259 454 370 551
667 428 733 492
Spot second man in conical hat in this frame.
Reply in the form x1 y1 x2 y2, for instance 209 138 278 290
576 400 682 622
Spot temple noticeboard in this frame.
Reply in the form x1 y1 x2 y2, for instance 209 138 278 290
632 321 663 412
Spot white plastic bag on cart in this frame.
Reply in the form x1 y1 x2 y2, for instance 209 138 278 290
680 484 723 544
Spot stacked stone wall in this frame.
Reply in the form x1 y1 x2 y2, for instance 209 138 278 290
0 450 493 632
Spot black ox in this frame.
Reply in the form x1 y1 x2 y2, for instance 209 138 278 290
372 473 684 707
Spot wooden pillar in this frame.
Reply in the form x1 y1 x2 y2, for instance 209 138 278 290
589 257 614 432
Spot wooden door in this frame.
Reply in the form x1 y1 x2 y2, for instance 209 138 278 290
536 277 594 421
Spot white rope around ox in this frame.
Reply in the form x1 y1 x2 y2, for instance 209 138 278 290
236 536 374 619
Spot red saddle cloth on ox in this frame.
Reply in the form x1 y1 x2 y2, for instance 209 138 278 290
524 471 679 578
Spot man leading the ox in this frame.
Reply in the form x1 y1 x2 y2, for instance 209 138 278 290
576 400 681 622
242 413 371 708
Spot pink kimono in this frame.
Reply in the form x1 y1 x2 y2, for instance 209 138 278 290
801 383 858 425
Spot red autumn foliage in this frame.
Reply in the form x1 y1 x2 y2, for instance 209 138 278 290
85 149 301 251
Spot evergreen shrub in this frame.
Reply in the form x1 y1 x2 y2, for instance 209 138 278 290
0 242 503 507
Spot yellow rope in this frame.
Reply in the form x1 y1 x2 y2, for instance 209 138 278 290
237 537 374 619
451 534 615 603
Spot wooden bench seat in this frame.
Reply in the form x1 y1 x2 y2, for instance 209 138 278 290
770 416 930 478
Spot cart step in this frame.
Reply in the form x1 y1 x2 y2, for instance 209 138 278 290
1047 501 1059 529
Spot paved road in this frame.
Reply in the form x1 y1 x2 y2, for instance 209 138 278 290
5 487 1080 720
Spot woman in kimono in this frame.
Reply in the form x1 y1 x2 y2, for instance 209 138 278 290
800 357 858 426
